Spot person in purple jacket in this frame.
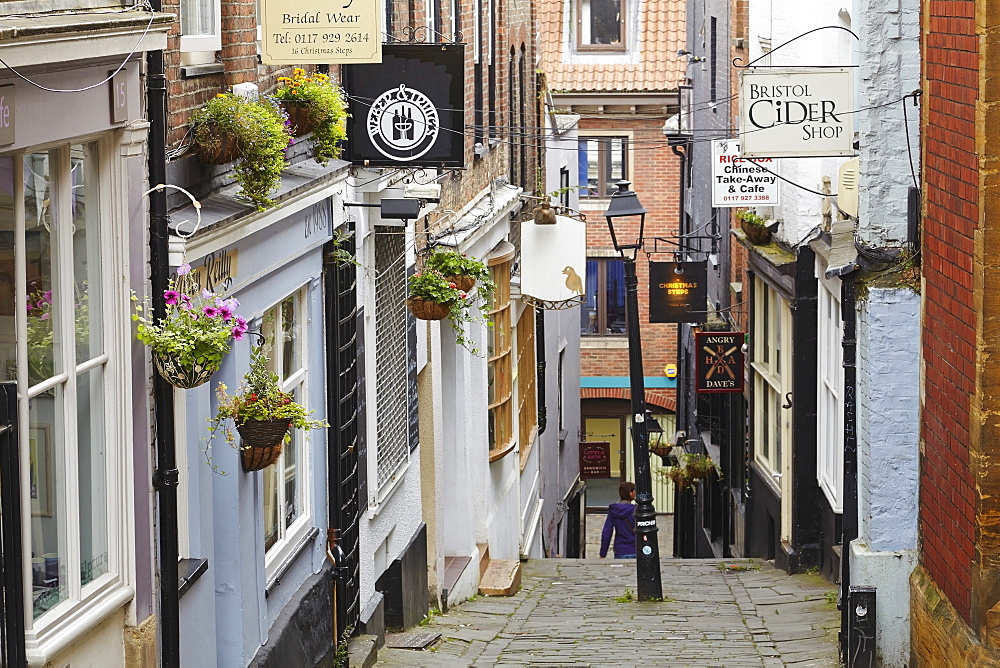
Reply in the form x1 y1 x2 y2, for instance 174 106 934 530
599 481 636 559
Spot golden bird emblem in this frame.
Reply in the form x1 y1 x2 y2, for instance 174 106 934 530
562 266 584 295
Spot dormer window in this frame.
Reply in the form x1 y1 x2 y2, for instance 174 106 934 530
577 0 626 51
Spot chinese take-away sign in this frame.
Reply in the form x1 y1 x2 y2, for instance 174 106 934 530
259 0 381 64
712 139 779 207
695 332 745 393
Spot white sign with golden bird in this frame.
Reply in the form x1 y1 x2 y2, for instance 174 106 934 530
521 215 586 306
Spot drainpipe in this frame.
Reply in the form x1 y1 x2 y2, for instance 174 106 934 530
535 307 546 434
146 22 181 668
839 270 858 664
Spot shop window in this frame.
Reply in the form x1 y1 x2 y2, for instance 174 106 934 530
261 289 311 574
581 257 626 336
752 277 791 484
0 144 130 630
181 0 221 64
578 137 628 198
373 226 409 492
488 257 513 457
576 0 626 50
516 305 537 468
817 274 843 511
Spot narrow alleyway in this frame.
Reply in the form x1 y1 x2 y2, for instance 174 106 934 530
372 556 839 666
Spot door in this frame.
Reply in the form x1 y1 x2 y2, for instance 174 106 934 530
583 417 624 509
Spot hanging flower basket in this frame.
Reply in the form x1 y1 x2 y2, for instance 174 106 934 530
280 101 319 137
447 275 476 292
406 296 451 321
153 353 217 389
192 122 241 165
237 418 290 471
741 219 772 245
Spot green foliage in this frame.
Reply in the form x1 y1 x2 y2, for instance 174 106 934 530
25 282 92 383
407 269 490 355
275 68 349 165
132 264 246 373
192 92 290 210
657 452 718 490
735 208 768 226
205 341 328 472
614 588 635 603
425 249 497 296
334 625 354 667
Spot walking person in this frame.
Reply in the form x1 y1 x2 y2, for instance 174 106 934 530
599 481 636 559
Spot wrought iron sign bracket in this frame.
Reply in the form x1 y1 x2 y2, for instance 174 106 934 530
647 234 720 258
384 26 464 44
733 25 859 69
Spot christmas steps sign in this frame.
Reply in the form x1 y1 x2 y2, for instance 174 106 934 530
695 332 745 394
649 261 707 324
343 44 465 168
259 0 381 64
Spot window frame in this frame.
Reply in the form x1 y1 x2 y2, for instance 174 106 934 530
581 256 627 337
260 288 313 580
5 138 133 648
180 0 222 59
575 0 627 51
488 253 515 460
816 272 844 512
516 305 538 471
751 276 791 493
578 135 630 200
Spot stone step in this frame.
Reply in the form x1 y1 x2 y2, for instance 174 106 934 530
478 559 522 596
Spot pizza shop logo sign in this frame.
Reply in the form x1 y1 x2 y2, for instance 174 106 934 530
739 68 854 158
367 83 440 161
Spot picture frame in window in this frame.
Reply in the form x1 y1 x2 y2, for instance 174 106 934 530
29 424 52 518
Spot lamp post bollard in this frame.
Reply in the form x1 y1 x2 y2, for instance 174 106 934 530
623 257 663 601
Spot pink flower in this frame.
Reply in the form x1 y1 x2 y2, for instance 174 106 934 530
201 289 212 299
39 313 50 321
203 306 220 317
43 290 52 303
164 290 180 305
177 264 192 276
218 306 233 321
232 328 245 341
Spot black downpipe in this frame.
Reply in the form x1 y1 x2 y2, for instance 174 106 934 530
535 307 546 435
839 272 858 663
670 144 687 235
146 37 181 667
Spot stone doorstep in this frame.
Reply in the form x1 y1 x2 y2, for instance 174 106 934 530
479 559 522 596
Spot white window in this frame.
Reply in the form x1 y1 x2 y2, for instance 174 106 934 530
0 143 131 639
261 290 312 576
752 276 791 491
816 272 843 511
180 0 222 64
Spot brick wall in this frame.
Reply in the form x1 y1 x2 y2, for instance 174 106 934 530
921 0 977 623
578 116 681 386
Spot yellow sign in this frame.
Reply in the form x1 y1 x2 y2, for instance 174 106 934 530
664 364 677 378
259 0 381 65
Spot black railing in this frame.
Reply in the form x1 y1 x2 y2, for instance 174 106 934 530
0 382 26 666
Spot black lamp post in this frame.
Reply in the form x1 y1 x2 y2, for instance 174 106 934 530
604 181 663 601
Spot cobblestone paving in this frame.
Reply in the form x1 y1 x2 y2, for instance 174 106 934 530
375 558 839 667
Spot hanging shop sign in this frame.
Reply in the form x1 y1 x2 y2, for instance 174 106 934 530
649 261 707 324
712 139 779 207
695 332 745 393
521 215 586 305
579 442 611 479
259 0 381 64
343 44 465 167
739 68 854 158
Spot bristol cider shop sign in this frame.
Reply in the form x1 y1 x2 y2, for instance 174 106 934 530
695 332 745 393
343 44 465 167
649 261 707 324
259 0 381 64
739 68 854 158
712 139 779 207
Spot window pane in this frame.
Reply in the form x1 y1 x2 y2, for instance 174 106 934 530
78 365 108 586
24 152 55 386
284 391 300 530
263 460 279 551
72 144 102 365
281 295 297 376
586 0 621 44
29 389 68 618
585 140 600 196
605 259 626 334
181 0 216 36
578 141 592 197
610 138 627 186
581 259 598 333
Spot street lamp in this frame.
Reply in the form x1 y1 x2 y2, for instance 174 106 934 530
604 181 664 601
